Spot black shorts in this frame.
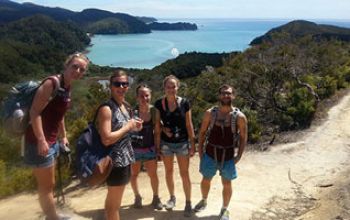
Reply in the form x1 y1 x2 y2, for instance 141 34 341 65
106 165 131 186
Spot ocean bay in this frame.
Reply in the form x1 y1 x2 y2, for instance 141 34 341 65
87 19 350 69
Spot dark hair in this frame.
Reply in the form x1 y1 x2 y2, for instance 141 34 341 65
64 52 90 69
109 69 128 85
136 84 152 96
163 74 180 88
218 84 236 95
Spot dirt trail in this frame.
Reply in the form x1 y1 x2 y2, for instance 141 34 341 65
1 92 350 220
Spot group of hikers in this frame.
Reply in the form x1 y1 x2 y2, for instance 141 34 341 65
23 52 248 220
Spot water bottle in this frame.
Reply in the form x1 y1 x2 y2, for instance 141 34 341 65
133 109 142 132
11 103 25 134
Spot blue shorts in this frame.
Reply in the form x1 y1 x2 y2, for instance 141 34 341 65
134 150 157 162
24 142 59 168
200 153 237 180
160 140 189 156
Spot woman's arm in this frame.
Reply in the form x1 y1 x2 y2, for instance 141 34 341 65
185 109 196 156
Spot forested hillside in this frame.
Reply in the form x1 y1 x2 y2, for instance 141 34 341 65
0 0 151 34
0 15 90 83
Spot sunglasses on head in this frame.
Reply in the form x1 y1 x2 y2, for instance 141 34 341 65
72 52 90 61
112 81 129 88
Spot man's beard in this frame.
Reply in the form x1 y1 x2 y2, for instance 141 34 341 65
220 99 232 106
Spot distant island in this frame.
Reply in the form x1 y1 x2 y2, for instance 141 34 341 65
0 0 198 34
148 22 198 31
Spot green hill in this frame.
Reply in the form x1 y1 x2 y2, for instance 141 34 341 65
250 20 350 45
0 0 150 34
0 14 90 83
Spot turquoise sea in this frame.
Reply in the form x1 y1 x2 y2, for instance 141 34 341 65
87 19 350 69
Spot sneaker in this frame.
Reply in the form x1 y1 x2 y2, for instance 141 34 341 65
184 202 192 217
59 216 71 220
164 195 176 210
194 199 207 212
133 195 142 209
151 195 163 210
44 215 71 220
219 208 230 220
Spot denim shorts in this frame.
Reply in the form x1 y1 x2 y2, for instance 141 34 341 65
200 153 237 180
24 141 59 168
134 150 157 162
160 140 189 156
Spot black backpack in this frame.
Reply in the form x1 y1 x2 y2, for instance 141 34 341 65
75 103 113 187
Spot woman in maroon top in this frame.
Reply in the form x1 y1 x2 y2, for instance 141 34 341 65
24 52 89 220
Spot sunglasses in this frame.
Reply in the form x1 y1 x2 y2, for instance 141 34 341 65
71 63 87 73
112 81 129 88
220 91 233 96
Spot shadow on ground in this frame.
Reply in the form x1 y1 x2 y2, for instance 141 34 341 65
77 204 218 220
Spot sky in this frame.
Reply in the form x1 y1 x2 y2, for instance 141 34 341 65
11 0 350 20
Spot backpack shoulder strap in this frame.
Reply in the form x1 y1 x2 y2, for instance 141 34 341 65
93 102 112 124
208 106 219 132
230 107 240 135
41 75 61 101
203 106 218 153
161 97 166 112
162 96 183 110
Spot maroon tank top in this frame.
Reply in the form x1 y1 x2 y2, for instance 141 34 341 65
206 125 235 161
25 78 71 145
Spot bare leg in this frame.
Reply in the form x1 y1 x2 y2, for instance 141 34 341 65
176 155 191 201
130 161 141 196
200 177 212 199
144 159 159 196
105 185 126 220
162 155 175 197
33 164 59 220
221 178 232 207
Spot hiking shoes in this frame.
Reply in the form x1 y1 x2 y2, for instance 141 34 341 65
184 202 192 217
151 195 163 210
133 195 142 209
194 199 207 212
44 215 71 220
164 195 176 210
219 208 230 220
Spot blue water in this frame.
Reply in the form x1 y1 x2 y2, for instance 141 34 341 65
87 18 350 69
